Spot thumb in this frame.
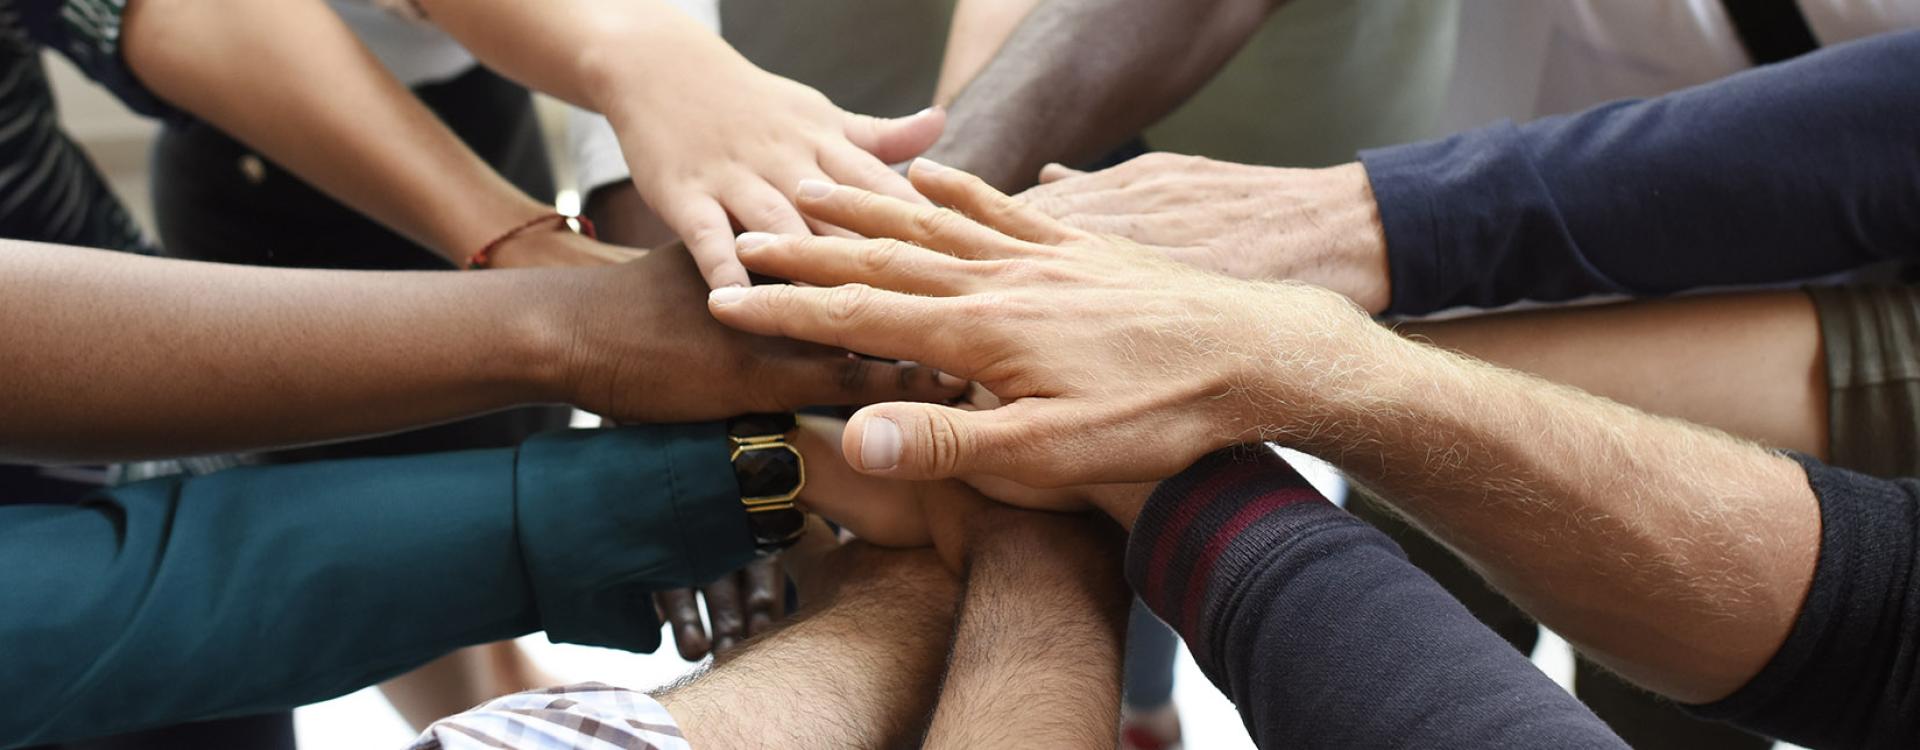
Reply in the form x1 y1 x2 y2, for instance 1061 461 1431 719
844 401 1029 482
1038 163 1086 184
845 106 948 165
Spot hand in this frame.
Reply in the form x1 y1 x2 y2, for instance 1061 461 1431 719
537 243 967 422
707 161 1386 487
654 557 786 660
1021 154 1392 313
795 415 1144 564
604 46 945 289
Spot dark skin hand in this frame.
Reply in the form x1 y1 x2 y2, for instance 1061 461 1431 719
654 558 787 660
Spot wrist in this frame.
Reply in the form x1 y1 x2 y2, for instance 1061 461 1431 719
506 269 598 408
578 21 746 126
1253 163 1390 313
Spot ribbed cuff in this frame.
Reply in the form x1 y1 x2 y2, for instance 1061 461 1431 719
1125 447 1338 662
514 424 752 651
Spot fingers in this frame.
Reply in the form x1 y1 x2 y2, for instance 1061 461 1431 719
700 574 746 655
841 400 1056 484
822 145 930 206
742 557 786 635
723 180 813 239
735 233 976 296
655 588 711 661
908 158 1073 244
662 198 751 289
792 179 1022 261
843 106 946 165
1038 162 1087 184
709 283 967 368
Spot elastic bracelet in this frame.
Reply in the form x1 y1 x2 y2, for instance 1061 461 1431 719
465 213 598 270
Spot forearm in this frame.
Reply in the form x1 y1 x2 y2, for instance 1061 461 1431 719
1366 31 1920 314
0 241 563 462
1126 451 1624 748
1398 291 1827 459
122 0 551 262
659 539 960 749
925 0 1284 190
925 515 1131 749
415 0 740 120
1268 319 1820 703
0 450 539 746
934 0 1044 106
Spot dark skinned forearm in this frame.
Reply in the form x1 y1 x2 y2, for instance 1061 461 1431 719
0 241 563 463
925 0 1285 191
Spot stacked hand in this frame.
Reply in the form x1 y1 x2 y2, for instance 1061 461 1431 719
1021 154 1393 313
605 41 946 290
705 160 1387 494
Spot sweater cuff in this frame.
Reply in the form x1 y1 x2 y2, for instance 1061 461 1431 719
1360 121 1585 315
514 424 754 651
1124 447 1341 666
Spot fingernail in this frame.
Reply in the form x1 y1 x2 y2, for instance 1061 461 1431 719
709 286 751 306
737 232 777 250
912 157 948 175
936 371 966 389
797 179 835 200
916 105 944 118
861 417 902 472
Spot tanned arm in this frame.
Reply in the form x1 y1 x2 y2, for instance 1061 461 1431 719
656 523 961 749
1398 291 1828 460
923 0 1288 190
122 0 558 266
923 506 1132 749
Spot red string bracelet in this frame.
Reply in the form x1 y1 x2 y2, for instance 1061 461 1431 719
465 213 598 270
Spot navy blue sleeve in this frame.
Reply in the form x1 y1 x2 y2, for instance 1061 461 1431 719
1690 455 1920 748
1361 31 1920 315
1125 449 1625 749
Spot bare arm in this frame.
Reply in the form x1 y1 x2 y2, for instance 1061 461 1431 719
924 508 1131 749
657 525 960 749
122 0 555 266
1398 292 1827 460
934 0 1044 106
0 241 956 463
413 0 942 288
923 0 1286 190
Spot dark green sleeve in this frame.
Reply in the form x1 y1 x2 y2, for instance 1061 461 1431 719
0 423 753 747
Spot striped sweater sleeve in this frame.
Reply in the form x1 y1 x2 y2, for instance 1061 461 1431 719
1124 448 1626 749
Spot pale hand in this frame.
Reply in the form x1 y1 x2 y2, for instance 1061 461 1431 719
608 49 945 289
1022 154 1393 313
707 161 1384 488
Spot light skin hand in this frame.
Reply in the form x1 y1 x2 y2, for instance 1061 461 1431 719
706 162 1362 488
1023 155 1392 312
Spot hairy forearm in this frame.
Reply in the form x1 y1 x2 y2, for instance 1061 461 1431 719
0 242 563 463
660 540 960 749
925 516 1131 749
1398 291 1827 459
123 0 551 263
1266 318 1820 703
925 0 1284 190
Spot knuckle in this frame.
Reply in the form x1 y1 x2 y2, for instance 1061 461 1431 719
856 239 905 275
824 283 876 325
922 411 968 477
911 207 960 239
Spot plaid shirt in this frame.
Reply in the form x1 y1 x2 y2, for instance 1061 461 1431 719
412 684 692 750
